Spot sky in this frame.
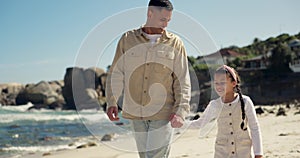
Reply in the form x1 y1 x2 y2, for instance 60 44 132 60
0 0 299 84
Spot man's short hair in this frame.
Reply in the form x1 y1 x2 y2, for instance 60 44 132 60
148 0 173 11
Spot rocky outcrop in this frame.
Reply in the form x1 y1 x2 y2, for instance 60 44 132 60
61 67 107 110
0 83 24 105
240 71 300 105
15 81 65 109
0 66 107 111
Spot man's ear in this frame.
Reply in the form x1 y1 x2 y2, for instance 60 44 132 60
147 9 153 19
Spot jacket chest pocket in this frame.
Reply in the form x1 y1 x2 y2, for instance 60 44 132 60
124 50 145 71
154 51 174 74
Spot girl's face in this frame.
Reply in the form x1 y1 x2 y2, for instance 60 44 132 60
213 73 237 97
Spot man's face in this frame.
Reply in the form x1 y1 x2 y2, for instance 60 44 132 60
148 7 172 29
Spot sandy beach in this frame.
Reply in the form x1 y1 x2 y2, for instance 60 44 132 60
23 105 300 158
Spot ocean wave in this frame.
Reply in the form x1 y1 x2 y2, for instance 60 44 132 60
0 135 101 158
0 113 82 123
0 106 109 124
78 112 110 123
1 144 74 152
0 113 111 124
0 103 34 112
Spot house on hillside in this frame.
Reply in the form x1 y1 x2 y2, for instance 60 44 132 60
288 39 300 54
196 49 244 65
288 39 300 72
240 38 300 72
241 51 272 70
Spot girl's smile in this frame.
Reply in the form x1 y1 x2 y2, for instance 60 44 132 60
214 73 237 103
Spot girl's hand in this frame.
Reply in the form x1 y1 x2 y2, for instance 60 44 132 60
255 155 263 158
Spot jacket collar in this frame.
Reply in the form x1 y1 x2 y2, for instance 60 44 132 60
135 26 172 39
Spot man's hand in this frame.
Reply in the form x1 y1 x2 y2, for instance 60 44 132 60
107 106 120 121
169 113 184 128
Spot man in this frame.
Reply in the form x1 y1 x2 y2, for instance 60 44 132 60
106 0 191 157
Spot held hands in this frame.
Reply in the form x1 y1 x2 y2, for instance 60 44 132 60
106 106 120 121
169 113 184 128
107 107 185 127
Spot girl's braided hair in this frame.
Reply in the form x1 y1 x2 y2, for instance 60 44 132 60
215 65 247 131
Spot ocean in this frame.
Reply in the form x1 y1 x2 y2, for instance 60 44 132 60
0 103 131 158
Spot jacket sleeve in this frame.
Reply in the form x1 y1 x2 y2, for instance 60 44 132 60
190 101 221 137
106 34 126 108
245 96 264 156
172 39 191 120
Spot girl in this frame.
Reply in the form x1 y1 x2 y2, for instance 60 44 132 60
191 65 263 158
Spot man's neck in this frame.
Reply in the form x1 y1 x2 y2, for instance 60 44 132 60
142 27 164 35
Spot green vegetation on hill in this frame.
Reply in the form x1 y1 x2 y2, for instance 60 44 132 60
189 32 300 73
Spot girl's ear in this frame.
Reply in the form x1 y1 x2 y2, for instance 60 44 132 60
232 80 237 87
